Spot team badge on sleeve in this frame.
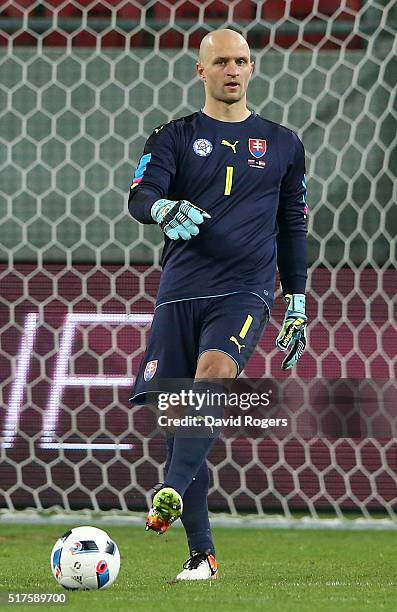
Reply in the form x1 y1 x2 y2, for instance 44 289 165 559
144 360 158 381
248 138 267 159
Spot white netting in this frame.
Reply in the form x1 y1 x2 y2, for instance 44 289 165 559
0 0 396 519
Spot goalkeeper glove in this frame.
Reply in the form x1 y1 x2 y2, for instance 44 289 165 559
151 199 211 241
276 294 307 370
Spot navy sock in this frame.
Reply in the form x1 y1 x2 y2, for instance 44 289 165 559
164 434 174 473
165 435 214 555
164 381 226 496
181 459 214 555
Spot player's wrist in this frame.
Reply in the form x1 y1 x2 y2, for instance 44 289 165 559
284 293 306 317
151 199 175 223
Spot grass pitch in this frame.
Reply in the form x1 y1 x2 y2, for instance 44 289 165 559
0 523 396 611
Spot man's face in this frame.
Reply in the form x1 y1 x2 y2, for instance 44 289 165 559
197 38 254 104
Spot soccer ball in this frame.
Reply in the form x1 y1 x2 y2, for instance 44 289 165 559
50 526 120 590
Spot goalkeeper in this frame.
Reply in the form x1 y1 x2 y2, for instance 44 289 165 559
128 28 308 581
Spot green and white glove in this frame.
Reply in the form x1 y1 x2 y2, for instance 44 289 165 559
151 199 211 241
276 294 307 370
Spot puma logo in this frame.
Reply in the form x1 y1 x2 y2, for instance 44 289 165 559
154 125 164 134
221 139 239 154
230 335 245 353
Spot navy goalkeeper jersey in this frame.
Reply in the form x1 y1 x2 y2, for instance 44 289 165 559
128 111 307 311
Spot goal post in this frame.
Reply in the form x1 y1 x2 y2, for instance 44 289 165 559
0 0 396 522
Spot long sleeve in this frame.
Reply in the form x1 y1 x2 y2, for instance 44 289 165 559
128 122 178 224
276 133 308 294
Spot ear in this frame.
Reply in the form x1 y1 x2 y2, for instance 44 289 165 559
196 62 206 82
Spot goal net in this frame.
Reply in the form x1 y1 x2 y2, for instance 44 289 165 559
0 0 396 521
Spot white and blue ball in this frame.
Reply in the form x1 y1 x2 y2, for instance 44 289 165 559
50 526 120 590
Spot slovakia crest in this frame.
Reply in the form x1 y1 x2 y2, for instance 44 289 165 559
248 138 267 159
144 360 158 381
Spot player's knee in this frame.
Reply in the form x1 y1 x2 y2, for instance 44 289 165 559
196 350 237 379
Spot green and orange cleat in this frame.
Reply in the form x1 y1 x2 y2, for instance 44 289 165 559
145 486 183 535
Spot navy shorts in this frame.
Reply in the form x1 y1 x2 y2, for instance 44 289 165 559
130 292 269 404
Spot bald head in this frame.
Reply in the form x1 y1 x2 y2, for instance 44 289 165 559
199 29 250 64
196 28 253 116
